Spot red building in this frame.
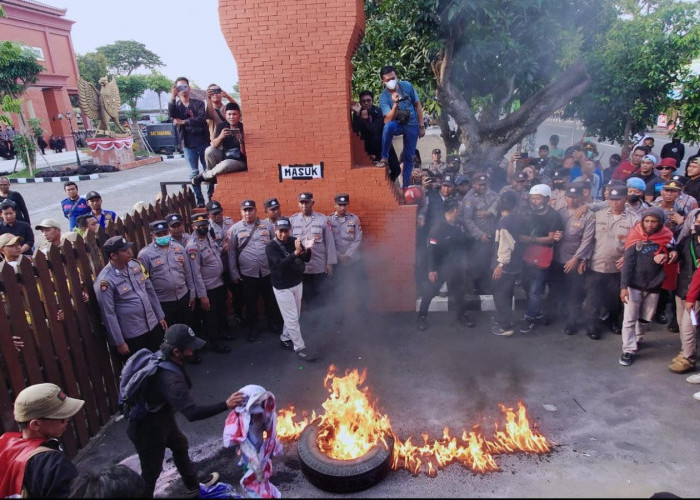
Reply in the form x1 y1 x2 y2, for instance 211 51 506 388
0 0 79 150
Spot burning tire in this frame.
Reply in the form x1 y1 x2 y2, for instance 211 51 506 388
297 422 394 493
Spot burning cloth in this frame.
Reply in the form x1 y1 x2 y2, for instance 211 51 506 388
223 385 283 498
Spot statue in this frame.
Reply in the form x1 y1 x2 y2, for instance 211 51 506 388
77 76 127 138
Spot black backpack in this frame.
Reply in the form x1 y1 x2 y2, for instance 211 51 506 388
118 348 180 422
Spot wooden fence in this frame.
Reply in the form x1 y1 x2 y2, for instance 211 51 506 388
0 188 195 457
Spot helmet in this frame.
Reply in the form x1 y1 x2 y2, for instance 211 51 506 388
529 184 551 198
404 186 424 205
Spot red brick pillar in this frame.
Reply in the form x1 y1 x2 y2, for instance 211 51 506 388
217 0 416 311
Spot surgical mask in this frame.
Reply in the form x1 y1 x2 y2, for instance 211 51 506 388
155 235 171 246
196 226 209 236
628 195 641 204
694 224 700 234
385 78 398 90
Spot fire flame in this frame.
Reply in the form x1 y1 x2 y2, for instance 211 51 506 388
277 366 551 476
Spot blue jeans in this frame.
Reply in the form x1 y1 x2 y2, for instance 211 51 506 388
523 265 548 320
381 121 419 188
184 144 213 202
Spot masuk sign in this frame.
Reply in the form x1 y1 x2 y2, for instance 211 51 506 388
278 163 324 182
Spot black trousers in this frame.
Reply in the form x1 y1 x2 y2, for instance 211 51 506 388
493 271 519 328
548 262 586 327
194 285 227 344
160 293 192 328
418 265 467 318
302 272 329 309
586 271 622 329
241 274 282 332
223 266 244 320
468 240 494 294
127 410 197 498
124 324 164 358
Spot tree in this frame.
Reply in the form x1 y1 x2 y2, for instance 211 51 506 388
116 74 149 123
569 0 700 149
147 71 172 113
77 51 109 86
673 74 700 145
0 40 44 174
96 40 162 76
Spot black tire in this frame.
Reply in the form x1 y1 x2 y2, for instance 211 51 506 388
297 422 394 493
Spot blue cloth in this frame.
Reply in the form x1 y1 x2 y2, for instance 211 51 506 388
184 144 213 202
379 80 420 127
60 197 90 230
382 120 419 189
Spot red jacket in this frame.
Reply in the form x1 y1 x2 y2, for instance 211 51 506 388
612 161 640 181
0 433 47 497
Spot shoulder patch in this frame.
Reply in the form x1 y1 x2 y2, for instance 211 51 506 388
100 280 108 292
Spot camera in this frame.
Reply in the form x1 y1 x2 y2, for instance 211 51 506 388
176 85 188 92
211 88 222 95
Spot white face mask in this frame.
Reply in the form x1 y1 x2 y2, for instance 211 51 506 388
385 78 398 90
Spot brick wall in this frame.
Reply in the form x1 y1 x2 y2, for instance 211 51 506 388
217 0 416 311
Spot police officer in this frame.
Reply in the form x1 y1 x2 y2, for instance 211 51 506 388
228 200 283 341
328 194 366 315
263 198 283 232
549 185 595 335
138 220 202 329
417 198 475 331
461 172 498 294
499 171 531 215
94 236 167 358
289 192 337 307
185 213 231 354
166 213 190 248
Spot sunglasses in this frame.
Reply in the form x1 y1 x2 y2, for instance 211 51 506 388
656 167 674 171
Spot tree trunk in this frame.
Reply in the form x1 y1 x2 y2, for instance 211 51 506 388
437 111 461 154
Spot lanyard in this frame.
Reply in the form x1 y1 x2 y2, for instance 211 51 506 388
691 238 699 270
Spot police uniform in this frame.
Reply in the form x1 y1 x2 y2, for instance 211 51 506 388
166 213 191 248
586 188 638 337
94 236 166 354
289 192 338 306
228 200 282 338
206 201 235 251
185 213 230 353
461 174 498 294
138 220 200 328
328 194 367 314
262 198 282 234
499 172 531 215
548 186 596 334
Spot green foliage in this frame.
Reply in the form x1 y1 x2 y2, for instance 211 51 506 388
116 75 150 122
570 0 700 145
96 40 163 76
0 40 44 98
351 0 440 112
27 117 43 138
12 133 36 171
674 74 700 144
147 71 172 112
77 52 109 86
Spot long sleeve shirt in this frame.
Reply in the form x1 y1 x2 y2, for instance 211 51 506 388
167 97 209 149
265 236 311 289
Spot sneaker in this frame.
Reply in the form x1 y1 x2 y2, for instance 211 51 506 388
619 352 634 366
519 319 536 334
686 373 700 384
196 202 205 208
587 328 601 340
491 324 514 336
669 357 695 374
185 472 220 497
694 391 700 401
279 339 294 350
191 174 204 186
564 326 576 336
417 315 427 331
296 348 316 362
460 313 476 328
667 320 680 333
376 158 389 168
654 312 668 324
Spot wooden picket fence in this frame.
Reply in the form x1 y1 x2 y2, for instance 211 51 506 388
0 187 195 457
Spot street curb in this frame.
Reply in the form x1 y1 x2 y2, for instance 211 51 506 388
8 173 100 184
162 153 185 159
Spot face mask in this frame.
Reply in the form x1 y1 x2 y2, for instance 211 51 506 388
532 203 547 213
628 195 640 204
196 226 209 236
155 235 171 246
385 78 398 90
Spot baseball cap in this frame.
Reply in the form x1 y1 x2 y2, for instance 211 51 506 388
85 191 101 201
642 154 657 164
34 218 61 230
191 213 209 225
471 174 487 184
13 383 85 422
263 198 280 209
565 186 584 197
514 172 528 181
275 218 291 230
626 177 646 191
164 324 206 350
432 148 441 155
166 213 183 226
102 236 133 255
149 220 168 233
0 234 23 247
607 187 627 200
241 199 256 210
334 194 350 205
662 180 682 191
205 201 223 214
441 175 456 186
298 192 313 202
671 175 688 187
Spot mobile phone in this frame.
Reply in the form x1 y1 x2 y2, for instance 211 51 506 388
520 152 529 159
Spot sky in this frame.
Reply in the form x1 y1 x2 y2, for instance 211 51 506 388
57 0 239 91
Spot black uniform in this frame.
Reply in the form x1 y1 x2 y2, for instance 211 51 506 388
418 218 472 319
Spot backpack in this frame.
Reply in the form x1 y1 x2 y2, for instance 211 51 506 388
118 348 180 422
